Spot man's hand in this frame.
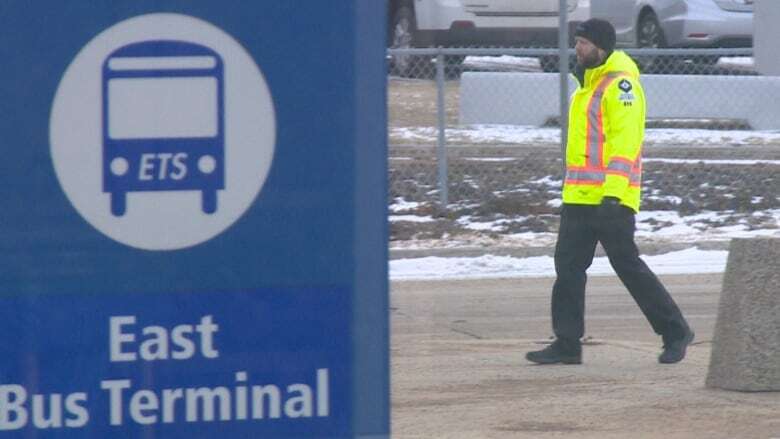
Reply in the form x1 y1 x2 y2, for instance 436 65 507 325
597 196 623 218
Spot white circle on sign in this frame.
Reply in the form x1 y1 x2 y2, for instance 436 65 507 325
198 155 217 174
50 13 276 251
110 157 129 176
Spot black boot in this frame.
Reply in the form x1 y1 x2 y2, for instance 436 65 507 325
659 329 695 364
526 339 582 365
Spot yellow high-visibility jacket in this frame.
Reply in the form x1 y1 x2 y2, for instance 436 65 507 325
563 50 645 213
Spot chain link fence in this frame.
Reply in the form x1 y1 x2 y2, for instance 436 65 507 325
388 47 780 247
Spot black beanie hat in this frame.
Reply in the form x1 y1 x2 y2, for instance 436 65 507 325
575 18 616 53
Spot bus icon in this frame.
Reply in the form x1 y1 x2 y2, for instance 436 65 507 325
102 40 225 216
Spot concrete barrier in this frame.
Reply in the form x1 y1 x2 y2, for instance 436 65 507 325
706 238 780 391
459 73 780 130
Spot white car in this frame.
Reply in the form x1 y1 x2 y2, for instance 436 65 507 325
591 0 753 50
388 0 591 75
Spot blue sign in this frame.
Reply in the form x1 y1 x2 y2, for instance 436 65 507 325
0 3 387 438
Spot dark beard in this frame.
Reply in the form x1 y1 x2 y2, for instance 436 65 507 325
578 52 602 69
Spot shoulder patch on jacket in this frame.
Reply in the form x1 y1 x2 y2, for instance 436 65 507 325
615 78 635 104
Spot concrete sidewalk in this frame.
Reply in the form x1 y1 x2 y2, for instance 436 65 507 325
391 274 780 438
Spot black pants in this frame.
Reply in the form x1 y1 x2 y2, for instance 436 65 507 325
551 204 689 345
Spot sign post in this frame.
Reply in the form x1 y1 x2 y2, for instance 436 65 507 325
0 3 388 438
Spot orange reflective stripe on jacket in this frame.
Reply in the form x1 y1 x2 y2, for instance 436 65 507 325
585 72 622 170
606 156 642 187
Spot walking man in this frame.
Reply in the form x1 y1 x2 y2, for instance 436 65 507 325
526 19 694 365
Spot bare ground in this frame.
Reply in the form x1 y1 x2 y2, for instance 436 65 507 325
391 274 780 439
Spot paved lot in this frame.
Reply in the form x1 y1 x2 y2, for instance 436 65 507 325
391 274 780 438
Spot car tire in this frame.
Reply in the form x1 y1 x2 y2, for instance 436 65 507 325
389 6 423 77
636 11 667 73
